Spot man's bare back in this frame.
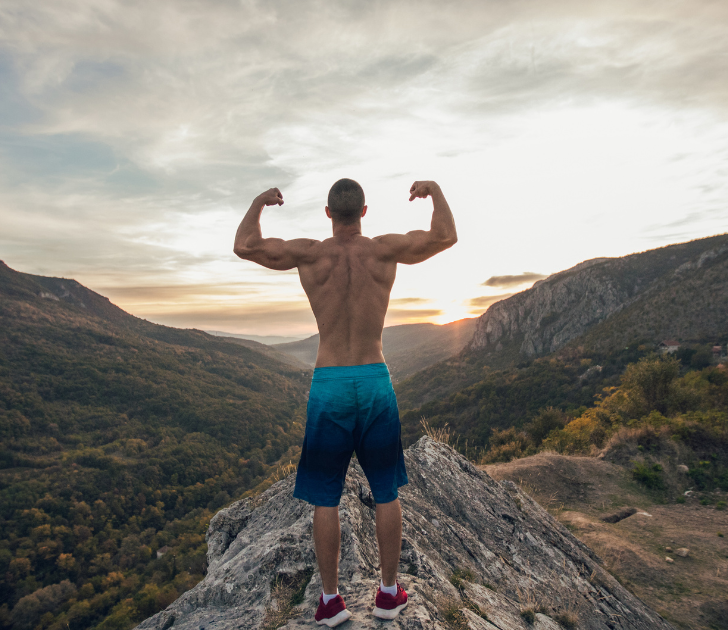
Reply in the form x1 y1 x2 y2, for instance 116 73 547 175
233 179 457 367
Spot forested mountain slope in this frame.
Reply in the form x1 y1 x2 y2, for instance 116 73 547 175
396 234 728 412
0 262 310 630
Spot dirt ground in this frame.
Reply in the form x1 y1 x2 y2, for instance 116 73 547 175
481 453 728 630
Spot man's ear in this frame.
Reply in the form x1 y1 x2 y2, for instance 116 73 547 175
325 206 332 219
361 205 368 218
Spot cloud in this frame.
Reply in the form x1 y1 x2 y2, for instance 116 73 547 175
482 273 546 288
469 294 514 310
137 300 317 337
1 0 728 333
390 297 429 305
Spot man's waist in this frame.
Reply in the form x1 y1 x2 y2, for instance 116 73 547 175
311 362 390 381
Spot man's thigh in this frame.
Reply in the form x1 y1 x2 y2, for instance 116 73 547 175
293 378 357 507
354 376 408 504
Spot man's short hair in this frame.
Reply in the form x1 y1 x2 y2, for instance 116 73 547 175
327 178 365 225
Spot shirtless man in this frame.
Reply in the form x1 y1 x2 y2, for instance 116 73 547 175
233 178 457 626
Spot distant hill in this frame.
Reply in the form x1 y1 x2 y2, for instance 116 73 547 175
205 331 306 345
204 333 312 370
273 318 477 381
0 262 311 630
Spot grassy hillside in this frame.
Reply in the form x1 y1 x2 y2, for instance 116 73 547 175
0 262 310 630
274 318 477 381
485 451 728 630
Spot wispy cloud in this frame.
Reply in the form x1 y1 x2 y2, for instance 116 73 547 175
1 0 727 333
482 273 546 288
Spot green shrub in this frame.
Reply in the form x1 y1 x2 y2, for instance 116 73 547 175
520 609 536 624
632 462 665 490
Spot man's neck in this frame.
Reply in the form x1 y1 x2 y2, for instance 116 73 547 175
332 221 362 239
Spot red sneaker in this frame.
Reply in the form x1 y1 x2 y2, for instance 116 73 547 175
373 582 408 620
314 594 352 627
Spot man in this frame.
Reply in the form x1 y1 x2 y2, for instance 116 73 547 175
233 178 457 626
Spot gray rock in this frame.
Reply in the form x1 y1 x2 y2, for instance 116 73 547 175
674 548 689 558
136 438 674 630
468 237 728 365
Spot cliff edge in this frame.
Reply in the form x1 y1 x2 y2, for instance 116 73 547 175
469 234 728 366
136 438 673 629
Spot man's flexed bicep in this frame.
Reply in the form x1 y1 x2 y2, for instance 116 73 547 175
375 181 457 265
233 188 317 270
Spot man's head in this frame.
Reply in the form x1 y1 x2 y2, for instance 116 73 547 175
326 178 366 225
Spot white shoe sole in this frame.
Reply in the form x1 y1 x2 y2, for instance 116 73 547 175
316 609 352 627
373 601 408 620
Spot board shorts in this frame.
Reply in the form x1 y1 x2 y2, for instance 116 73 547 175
293 362 408 507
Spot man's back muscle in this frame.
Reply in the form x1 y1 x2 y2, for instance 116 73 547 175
298 236 396 368
233 180 457 368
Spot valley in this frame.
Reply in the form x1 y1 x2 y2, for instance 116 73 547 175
1 232 727 630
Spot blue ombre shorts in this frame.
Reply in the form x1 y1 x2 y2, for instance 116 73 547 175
293 363 408 507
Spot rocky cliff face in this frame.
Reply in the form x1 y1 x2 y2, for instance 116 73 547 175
469 234 728 366
136 438 673 630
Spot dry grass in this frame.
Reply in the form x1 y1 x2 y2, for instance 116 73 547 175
259 569 313 630
553 610 579 629
438 596 470 630
421 417 456 447
515 583 549 621
270 460 297 483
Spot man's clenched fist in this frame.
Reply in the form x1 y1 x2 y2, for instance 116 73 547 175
257 188 284 206
409 181 440 201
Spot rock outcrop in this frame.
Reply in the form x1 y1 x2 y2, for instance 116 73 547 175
137 438 674 630
468 234 728 366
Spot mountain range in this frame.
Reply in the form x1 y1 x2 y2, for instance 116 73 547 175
395 233 728 414
1 232 727 630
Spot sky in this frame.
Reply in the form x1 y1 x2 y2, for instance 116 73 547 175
1 0 727 337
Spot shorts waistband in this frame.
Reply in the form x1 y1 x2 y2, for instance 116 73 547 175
312 362 390 381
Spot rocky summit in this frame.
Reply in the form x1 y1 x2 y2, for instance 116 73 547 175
468 234 728 366
136 438 673 630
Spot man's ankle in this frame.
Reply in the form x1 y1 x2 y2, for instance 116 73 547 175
379 580 397 596
322 590 339 605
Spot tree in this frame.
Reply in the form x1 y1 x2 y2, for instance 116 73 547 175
620 356 679 416
525 407 567 446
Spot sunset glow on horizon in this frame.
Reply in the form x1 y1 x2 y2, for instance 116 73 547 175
2 1 728 336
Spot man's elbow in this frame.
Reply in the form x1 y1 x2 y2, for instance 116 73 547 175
441 233 458 248
233 245 250 259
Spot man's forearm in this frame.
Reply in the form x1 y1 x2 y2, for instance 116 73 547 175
233 197 266 255
429 185 457 245
234 188 284 257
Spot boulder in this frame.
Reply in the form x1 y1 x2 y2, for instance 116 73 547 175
136 437 674 630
